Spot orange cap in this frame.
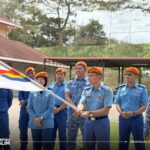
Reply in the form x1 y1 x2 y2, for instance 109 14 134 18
87 66 103 75
55 68 66 74
25 67 35 75
124 67 140 75
75 61 87 69
35 72 49 79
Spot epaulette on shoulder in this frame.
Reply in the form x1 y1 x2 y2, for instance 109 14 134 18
84 85 92 91
67 78 75 83
70 77 75 80
138 84 146 88
101 84 111 91
118 84 126 88
47 87 53 91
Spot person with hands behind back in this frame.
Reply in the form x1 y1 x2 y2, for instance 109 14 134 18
27 72 54 150
77 66 113 150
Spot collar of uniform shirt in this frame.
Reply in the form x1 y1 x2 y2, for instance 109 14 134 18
126 82 139 89
76 77 87 81
56 81 66 85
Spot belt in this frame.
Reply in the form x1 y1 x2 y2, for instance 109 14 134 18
88 116 108 120
55 105 61 107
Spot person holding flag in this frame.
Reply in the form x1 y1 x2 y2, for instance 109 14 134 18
18 67 35 150
65 61 89 150
27 72 55 150
78 66 113 150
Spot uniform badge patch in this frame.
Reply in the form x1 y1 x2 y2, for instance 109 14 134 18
98 96 104 99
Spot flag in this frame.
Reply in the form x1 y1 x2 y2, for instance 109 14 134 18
0 61 43 91
0 60 78 111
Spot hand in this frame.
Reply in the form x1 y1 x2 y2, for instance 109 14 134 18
125 111 134 118
120 112 130 119
72 110 81 118
19 100 26 107
33 117 42 127
81 111 90 118
54 107 61 114
144 132 150 141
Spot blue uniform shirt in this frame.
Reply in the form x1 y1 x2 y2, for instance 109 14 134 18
18 91 30 105
114 83 148 112
48 81 66 106
79 84 113 111
144 100 150 134
65 77 89 105
65 77 89 113
27 91 55 129
0 89 13 113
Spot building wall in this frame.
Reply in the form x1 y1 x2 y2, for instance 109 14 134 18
0 24 7 38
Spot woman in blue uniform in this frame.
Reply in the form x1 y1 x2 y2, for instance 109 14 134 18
27 72 54 150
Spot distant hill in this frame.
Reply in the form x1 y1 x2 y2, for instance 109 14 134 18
36 43 150 57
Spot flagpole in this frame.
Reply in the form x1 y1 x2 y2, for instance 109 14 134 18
0 61 78 111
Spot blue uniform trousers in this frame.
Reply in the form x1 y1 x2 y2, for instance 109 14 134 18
31 128 53 150
119 115 145 150
19 108 29 150
0 112 10 150
84 117 110 150
52 109 67 150
67 116 85 150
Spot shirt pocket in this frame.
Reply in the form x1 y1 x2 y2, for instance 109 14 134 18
130 92 141 104
119 92 128 104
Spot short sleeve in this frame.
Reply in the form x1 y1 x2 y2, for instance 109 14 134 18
79 90 86 104
104 89 113 107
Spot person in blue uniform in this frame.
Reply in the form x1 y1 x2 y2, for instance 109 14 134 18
77 66 113 150
0 88 13 150
114 67 149 150
144 100 150 141
48 68 67 150
18 67 35 150
27 72 55 150
65 61 89 150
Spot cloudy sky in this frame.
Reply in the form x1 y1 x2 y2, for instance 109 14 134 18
74 9 150 44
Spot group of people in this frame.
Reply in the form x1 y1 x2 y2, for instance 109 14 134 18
0 61 150 150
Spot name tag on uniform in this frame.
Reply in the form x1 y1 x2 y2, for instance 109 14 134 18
98 96 104 99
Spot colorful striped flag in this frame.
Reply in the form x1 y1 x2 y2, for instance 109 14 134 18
0 60 78 111
0 61 43 91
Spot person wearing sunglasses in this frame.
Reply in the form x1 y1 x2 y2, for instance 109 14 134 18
114 67 149 150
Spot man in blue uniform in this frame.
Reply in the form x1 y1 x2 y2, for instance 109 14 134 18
77 66 113 150
144 100 150 141
18 67 35 150
0 88 13 150
65 61 89 150
114 67 149 150
48 68 67 150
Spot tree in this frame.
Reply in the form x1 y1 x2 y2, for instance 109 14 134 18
85 0 150 12
76 20 107 45
9 6 75 47
0 0 21 19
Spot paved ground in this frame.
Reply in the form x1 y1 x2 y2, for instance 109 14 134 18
9 97 119 150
